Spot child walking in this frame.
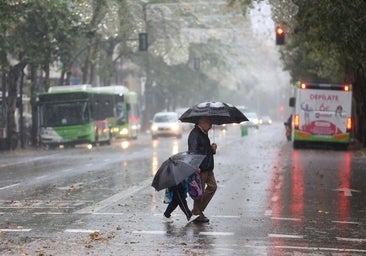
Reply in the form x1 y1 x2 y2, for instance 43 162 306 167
163 179 200 223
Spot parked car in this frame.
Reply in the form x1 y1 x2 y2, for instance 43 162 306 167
150 112 183 139
259 115 272 125
241 112 259 129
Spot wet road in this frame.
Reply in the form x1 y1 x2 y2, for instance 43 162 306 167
1 123 366 255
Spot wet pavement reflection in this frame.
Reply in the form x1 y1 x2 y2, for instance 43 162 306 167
1 124 366 255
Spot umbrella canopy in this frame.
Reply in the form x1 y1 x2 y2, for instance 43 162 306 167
178 101 248 125
152 151 206 191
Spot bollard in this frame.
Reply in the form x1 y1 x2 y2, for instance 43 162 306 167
241 125 248 137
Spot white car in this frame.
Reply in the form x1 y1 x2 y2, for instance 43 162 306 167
241 112 259 129
150 112 183 139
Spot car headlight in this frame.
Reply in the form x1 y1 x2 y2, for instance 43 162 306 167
151 124 158 132
171 124 180 131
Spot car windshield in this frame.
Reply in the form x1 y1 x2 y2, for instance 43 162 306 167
245 113 258 120
154 114 177 123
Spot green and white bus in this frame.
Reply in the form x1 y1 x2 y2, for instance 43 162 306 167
93 85 141 139
37 85 140 148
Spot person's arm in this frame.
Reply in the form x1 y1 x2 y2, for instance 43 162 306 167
188 130 199 152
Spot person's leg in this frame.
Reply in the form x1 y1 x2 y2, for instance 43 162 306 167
164 187 179 218
175 184 192 220
200 171 217 212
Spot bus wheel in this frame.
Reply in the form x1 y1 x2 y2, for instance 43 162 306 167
293 141 302 149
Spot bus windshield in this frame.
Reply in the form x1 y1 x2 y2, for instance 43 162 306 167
41 102 90 126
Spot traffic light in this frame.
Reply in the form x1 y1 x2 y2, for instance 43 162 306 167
275 26 285 45
138 33 148 51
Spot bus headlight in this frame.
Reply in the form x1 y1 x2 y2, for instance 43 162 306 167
119 128 129 135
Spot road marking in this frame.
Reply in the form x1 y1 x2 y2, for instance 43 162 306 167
36 175 48 180
269 245 366 253
92 212 124 215
199 232 234 236
333 188 361 196
264 210 272 216
64 229 99 233
33 212 64 215
333 220 361 225
268 234 303 239
213 215 240 218
75 178 151 214
0 155 57 168
336 237 366 242
132 230 166 235
0 228 31 232
0 183 20 190
271 217 301 222
271 195 279 202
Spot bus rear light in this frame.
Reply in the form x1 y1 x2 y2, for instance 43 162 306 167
346 117 352 132
294 114 300 129
300 83 307 89
344 85 350 91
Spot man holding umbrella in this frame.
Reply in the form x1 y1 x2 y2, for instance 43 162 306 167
188 117 217 223
179 101 248 223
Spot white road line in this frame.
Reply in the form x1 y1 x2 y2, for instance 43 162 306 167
332 220 361 225
33 212 64 215
212 215 240 218
264 210 272 216
271 196 278 202
271 217 301 221
268 234 303 239
336 237 366 242
92 212 124 215
199 232 234 236
0 155 56 168
271 245 366 253
64 229 99 233
0 183 20 190
132 230 166 235
0 228 32 232
75 178 151 214
36 175 48 180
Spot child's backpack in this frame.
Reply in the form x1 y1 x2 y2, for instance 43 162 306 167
188 173 203 200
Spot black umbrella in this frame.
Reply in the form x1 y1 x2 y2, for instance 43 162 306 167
178 101 248 125
152 152 206 191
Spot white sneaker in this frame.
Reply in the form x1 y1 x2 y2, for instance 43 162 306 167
162 216 173 223
187 214 200 224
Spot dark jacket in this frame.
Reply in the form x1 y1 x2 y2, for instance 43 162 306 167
188 125 214 172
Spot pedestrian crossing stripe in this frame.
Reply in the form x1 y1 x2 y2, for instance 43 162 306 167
64 229 100 233
0 228 31 232
199 232 234 236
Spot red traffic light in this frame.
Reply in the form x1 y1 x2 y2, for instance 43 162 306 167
276 26 284 35
275 26 285 45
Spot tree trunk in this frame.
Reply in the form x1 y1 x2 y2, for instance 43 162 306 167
7 61 26 150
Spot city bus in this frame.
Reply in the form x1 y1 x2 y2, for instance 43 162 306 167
289 81 352 149
37 84 117 148
92 85 141 139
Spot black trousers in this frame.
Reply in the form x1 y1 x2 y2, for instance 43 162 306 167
164 183 192 220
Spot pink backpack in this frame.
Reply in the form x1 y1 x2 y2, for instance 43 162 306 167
188 173 203 200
